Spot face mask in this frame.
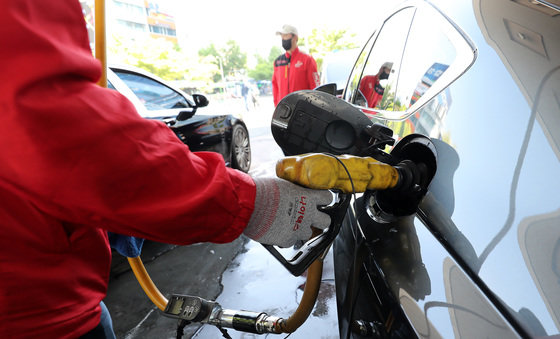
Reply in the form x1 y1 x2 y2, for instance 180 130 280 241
379 71 389 80
282 38 292 51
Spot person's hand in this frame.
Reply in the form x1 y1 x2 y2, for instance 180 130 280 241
243 177 332 248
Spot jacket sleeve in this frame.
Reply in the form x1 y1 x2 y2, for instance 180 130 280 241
307 56 320 90
272 64 280 106
0 0 256 245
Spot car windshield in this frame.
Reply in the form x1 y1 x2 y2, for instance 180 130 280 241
113 70 190 111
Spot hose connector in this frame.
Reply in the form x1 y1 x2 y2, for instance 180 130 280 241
209 309 282 334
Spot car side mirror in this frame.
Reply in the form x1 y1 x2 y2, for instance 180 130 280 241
192 94 209 108
176 111 195 121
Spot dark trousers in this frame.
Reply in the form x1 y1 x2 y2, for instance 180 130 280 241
80 301 116 339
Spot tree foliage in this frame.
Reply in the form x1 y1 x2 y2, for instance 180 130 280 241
199 40 247 82
300 28 360 70
248 46 282 81
108 29 361 88
109 35 191 81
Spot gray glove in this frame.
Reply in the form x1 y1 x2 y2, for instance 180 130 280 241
243 177 333 248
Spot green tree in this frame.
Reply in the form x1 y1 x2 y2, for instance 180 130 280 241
300 28 360 70
199 40 247 82
109 34 190 81
248 46 282 81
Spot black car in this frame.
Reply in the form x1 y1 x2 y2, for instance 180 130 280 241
107 65 251 173
270 0 560 337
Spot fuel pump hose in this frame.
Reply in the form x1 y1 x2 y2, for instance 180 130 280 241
275 257 324 333
127 257 168 311
127 237 325 334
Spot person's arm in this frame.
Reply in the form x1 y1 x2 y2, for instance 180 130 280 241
307 56 320 90
272 65 280 106
2 0 333 250
1 0 254 245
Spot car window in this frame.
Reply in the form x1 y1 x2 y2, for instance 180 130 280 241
345 7 416 111
113 70 189 110
343 32 374 104
393 8 456 113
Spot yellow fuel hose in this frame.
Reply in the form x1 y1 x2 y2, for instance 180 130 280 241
275 227 324 333
127 249 324 331
276 258 324 333
127 257 168 311
276 153 399 193
127 253 323 333
127 241 324 333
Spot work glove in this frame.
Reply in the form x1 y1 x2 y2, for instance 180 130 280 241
243 177 333 248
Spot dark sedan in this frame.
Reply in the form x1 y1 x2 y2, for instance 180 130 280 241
107 65 251 173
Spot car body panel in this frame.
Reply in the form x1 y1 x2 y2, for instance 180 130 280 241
334 0 560 337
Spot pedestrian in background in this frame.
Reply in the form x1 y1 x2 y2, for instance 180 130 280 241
241 80 251 111
272 24 320 106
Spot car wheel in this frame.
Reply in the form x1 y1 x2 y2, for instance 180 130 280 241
231 124 251 173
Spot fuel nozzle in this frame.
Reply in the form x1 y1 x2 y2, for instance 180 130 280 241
276 153 400 193
366 134 437 223
393 159 430 195
275 134 437 223
275 134 436 197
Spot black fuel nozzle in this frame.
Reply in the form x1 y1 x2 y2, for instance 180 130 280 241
263 190 351 276
366 134 437 224
393 159 430 195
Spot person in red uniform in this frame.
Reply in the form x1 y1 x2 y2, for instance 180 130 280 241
0 2 333 338
358 62 393 109
272 25 320 107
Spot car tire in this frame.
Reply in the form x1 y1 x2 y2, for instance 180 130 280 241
231 124 251 173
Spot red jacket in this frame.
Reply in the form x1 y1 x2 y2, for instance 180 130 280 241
272 48 320 106
0 1 256 338
359 75 384 108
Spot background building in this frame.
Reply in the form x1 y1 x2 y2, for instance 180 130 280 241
80 0 178 46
